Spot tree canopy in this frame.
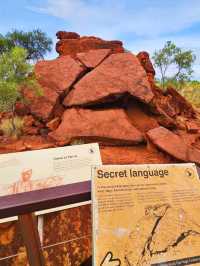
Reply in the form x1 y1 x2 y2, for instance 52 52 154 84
0 29 52 61
153 41 196 89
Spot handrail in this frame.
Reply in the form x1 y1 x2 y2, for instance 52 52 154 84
0 181 91 219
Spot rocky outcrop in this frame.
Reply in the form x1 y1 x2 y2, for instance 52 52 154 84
56 31 80 40
137 51 155 86
125 101 159 133
77 49 111 68
35 56 85 94
100 146 174 165
0 31 200 164
64 53 154 106
56 32 124 58
22 86 58 121
1 31 200 266
23 55 86 121
147 127 200 164
1 31 200 165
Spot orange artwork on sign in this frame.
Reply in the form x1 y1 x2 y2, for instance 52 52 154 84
7 169 63 194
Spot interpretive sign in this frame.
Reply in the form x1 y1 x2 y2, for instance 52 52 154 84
0 143 101 197
92 163 200 266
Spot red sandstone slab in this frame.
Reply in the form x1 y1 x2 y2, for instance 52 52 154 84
100 146 175 165
35 55 85 94
77 49 111 68
23 136 56 150
64 53 154 107
137 51 155 75
56 36 124 57
23 86 59 120
147 126 200 164
30 99 55 121
125 102 159 133
29 56 85 120
56 31 80 40
188 147 200 164
0 136 56 154
49 108 144 144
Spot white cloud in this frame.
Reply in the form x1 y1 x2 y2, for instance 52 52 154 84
29 0 200 38
29 0 200 79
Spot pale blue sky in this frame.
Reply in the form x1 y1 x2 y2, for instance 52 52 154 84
0 0 200 79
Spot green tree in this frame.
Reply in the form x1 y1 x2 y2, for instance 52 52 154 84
0 47 31 112
152 41 196 89
0 34 13 54
0 29 52 61
0 47 40 137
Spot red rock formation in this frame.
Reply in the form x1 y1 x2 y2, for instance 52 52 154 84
147 126 200 164
100 146 175 164
125 101 159 133
0 31 200 165
166 87 196 118
35 55 85 94
46 117 60 131
1 31 200 266
56 31 80 40
22 86 58 121
137 51 155 86
49 108 144 145
64 53 154 106
77 49 111 68
56 32 124 58
0 136 55 154
23 55 86 121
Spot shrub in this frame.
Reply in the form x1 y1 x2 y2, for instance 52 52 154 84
0 116 24 138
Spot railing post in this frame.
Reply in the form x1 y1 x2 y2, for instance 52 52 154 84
18 213 45 266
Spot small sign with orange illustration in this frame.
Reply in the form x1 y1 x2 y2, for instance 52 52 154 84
0 143 101 196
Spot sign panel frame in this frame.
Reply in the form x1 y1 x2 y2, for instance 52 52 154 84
92 163 200 266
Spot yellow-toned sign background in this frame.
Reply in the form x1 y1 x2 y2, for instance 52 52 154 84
92 164 200 266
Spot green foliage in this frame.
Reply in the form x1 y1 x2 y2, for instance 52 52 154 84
180 81 200 108
0 29 52 61
153 41 177 87
0 34 13 54
0 47 32 112
0 46 42 112
153 41 196 89
0 82 20 112
0 46 31 82
0 116 24 138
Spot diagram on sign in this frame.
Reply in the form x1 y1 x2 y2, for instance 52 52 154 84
124 204 200 266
